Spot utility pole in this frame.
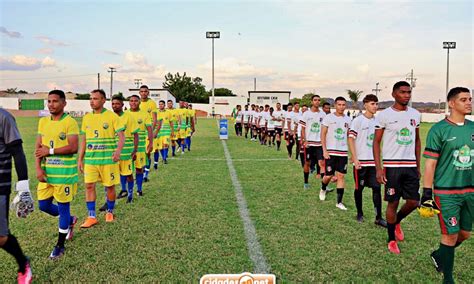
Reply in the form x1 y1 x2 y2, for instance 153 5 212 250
443 42 456 115
97 73 100 89
134 79 142 88
108 67 116 99
406 69 417 107
254 78 257 91
372 82 381 97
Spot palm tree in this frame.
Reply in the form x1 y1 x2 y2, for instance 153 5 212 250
347 89 363 110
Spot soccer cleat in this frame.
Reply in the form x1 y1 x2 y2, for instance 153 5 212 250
326 187 334 193
181 151 184 155
154 163 158 170
374 218 388 228
336 203 347 211
117 191 128 199
303 183 310 190
430 250 443 272
144 177 149 183
66 216 78 241
387 240 401 254
126 197 133 204
80 217 98 228
105 212 114 222
137 191 143 197
164 160 168 165
49 246 65 260
17 258 32 284
98 202 107 212
357 215 364 223
319 190 326 201
395 224 404 241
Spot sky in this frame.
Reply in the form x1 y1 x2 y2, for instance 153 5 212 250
0 0 472 103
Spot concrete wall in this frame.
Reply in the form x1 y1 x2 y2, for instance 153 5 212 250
0 97 20 110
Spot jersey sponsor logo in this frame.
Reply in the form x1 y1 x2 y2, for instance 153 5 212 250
452 145 474 170
387 188 396 196
310 122 320 133
366 133 374 148
59 132 66 140
137 119 143 124
448 216 457 227
396 127 412 145
334 128 345 141
103 123 109 129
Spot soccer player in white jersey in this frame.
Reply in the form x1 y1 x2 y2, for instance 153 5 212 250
243 105 251 139
234 105 243 136
258 105 269 145
266 107 277 147
296 104 308 167
284 103 296 159
300 95 326 190
373 81 421 254
273 103 284 150
253 106 261 142
291 102 301 160
348 94 387 227
320 97 351 209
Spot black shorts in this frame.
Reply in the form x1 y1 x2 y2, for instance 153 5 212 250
275 127 283 136
244 123 250 129
267 130 275 137
252 124 257 130
0 194 10 236
384 167 420 202
325 155 348 175
353 166 379 190
235 122 242 128
305 146 324 163
256 127 261 134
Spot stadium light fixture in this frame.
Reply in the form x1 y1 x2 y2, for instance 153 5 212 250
206 31 220 117
443 41 456 115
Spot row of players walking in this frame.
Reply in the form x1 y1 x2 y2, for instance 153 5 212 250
0 85 196 283
232 82 473 284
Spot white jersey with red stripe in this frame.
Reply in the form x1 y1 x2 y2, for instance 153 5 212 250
349 114 377 166
300 108 326 147
296 112 304 137
374 106 420 167
292 111 300 133
322 113 351 156
235 110 243 123
243 110 251 124
284 111 295 132
272 110 284 128
259 111 269 127
267 114 277 130
253 111 260 125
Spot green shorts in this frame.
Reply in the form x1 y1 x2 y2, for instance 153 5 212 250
434 191 474 235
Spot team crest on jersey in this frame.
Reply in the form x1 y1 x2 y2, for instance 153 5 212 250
387 188 395 196
320 117 323 122
310 122 320 133
396 127 412 146
103 123 109 129
59 132 66 140
366 133 374 148
344 123 349 129
334 128 345 141
448 217 457 227
87 144 93 150
410 119 417 127
452 144 474 169
137 119 143 124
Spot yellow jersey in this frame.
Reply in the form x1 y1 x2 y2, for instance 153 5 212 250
127 110 152 153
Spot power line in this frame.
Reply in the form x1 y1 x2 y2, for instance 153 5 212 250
0 73 97 81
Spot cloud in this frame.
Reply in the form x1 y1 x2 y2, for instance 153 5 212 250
197 57 276 80
0 55 56 71
36 35 70 46
38 48 54 54
357 64 370 74
0 26 22 38
102 50 121 56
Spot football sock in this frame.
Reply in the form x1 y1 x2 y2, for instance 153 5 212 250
186 137 191 150
286 145 292 157
172 145 176 155
387 223 396 241
372 187 382 219
336 188 344 204
136 172 144 192
354 187 363 216
164 148 169 160
160 149 166 161
38 199 59 216
395 210 410 224
316 163 321 174
277 140 281 150
154 151 159 163
181 141 186 151
86 201 96 218
299 153 305 167
127 180 134 197
2 234 27 273
106 199 115 213
321 181 329 191
120 175 127 192
57 202 70 248
304 172 309 183
177 138 181 148
438 243 455 283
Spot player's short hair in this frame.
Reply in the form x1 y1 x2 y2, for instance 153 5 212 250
112 94 124 102
287 103 293 107
265 104 269 108
393 81 410 91
91 89 106 98
335 96 346 102
129 94 140 100
159 100 165 104
322 102 330 107
251 104 255 107
139 85 149 90
302 104 308 108
311 94 320 100
270 107 274 111
189 104 192 107
48 89 65 100
237 105 241 108
363 94 378 104
276 102 281 105
447 87 470 101
259 106 264 109
294 102 299 105
167 100 173 103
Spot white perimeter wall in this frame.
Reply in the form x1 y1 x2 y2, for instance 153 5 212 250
0 98 20 110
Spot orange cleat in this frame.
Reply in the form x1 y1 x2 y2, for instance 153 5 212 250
80 217 98 228
105 212 114 222
387 240 401 254
395 224 404 241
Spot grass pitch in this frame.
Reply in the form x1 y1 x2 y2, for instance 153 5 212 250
0 117 472 282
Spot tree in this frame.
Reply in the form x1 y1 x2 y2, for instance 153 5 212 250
347 89 363 110
75 93 90 100
290 93 328 108
163 72 208 103
18 90 28 94
6 88 17 93
209 88 236 97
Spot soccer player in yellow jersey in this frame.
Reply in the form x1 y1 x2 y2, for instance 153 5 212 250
78 89 125 228
127 95 153 195
154 100 174 164
34 90 79 260
111 95 139 203
186 103 196 151
177 101 189 154
167 100 181 157
139 85 157 181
